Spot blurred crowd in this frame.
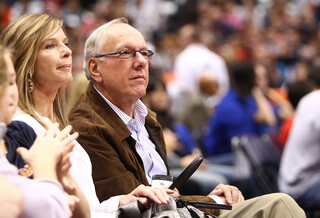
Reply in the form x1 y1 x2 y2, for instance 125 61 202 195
1 0 320 83
1 0 320 209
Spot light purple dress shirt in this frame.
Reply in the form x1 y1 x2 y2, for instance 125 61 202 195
94 86 167 184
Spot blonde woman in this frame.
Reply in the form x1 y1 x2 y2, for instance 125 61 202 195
0 45 80 217
0 13 172 217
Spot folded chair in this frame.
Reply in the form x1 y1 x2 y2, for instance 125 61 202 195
231 134 280 196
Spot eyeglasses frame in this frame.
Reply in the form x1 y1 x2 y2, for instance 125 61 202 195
94 48 154 60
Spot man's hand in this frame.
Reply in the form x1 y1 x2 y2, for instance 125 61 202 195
169 188 180 200
208 183 244 205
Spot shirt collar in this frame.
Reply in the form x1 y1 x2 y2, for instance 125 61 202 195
93 85 148 127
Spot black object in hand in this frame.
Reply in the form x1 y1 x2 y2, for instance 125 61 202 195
169 155 203 190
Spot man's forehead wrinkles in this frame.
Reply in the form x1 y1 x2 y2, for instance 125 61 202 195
106 35 147 51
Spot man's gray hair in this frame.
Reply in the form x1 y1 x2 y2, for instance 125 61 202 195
83 17 129 80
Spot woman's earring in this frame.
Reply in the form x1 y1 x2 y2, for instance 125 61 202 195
28 79 34 93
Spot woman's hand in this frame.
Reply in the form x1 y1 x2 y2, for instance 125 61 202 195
17 123 78 180
66 194 80 217
119 185 173 208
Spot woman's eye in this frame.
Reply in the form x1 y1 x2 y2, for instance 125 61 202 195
45 43 56 49
65 42 69 47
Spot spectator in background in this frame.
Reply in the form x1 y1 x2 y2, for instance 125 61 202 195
254 62 294 130
278 80 314 146
278 64 320 146
179 74 220 148
167 23 229 118
9 0 44 22
204 61 276 164
308 64 320 90
278 88 320 209
125 0 162 42
62 0 84 29
151 33 180 76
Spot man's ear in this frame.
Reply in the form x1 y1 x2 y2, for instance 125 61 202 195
88 58 103 83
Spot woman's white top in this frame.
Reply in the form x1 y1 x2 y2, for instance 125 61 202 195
13 109 120 217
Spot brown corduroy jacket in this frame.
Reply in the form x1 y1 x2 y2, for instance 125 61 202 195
68 82 219 216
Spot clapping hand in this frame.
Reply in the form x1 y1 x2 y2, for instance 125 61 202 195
17 123 78 181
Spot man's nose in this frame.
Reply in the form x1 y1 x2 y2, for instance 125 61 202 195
133 52 148 69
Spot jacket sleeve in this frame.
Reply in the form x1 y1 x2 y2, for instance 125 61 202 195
70 116 148 202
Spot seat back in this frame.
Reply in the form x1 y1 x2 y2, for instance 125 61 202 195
232 134 280 194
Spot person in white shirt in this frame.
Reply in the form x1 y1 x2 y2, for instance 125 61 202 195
167 24 229 117
279 89 320 208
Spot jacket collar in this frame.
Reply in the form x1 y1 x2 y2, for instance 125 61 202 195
86 82 132 141
86 83 164 145
86 82 168 171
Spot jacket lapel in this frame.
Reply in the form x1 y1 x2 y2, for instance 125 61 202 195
86 83 169 174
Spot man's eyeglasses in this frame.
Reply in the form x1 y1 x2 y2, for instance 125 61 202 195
94 49 154 60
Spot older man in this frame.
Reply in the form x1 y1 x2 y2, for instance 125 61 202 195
69 18 305 217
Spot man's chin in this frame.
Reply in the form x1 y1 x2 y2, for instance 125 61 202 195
138 90 147 99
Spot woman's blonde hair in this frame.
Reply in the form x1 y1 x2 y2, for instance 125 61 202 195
0 46 11 95
0 13 67 129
